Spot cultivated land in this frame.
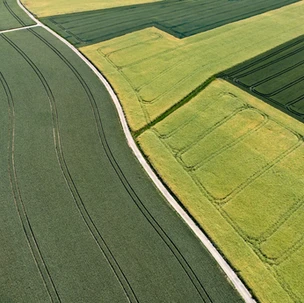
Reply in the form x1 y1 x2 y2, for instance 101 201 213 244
22 0 161 18
0 0 35 30
222 35 304 123
41 0 299 47
138 80 304 303
19 0 304 302
79 1 304 131
0 6 244 303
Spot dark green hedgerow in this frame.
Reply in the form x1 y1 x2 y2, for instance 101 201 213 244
133 75 216 137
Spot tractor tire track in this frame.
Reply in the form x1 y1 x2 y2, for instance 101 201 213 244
1 33 138 303
0 71 61 303
28 27 214 303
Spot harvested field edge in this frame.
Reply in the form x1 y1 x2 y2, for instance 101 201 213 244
18 1 255 302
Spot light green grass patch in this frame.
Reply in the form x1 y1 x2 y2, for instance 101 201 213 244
138 79 304 303
81 1 304 131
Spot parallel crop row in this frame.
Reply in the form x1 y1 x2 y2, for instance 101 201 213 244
42 0 299 47
222 35 304 122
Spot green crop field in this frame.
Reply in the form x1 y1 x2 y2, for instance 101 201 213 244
138 80 304 303
79 1 304 131
221 35 304 123
0 8 243 303
0 0 35 30
22 0 161 18
41 0 299 47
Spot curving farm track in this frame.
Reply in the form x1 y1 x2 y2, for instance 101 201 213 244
0 0 249 302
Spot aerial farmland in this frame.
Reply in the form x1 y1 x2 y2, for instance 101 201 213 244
1 0 303 302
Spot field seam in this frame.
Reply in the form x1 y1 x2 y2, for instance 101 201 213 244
18 1 256 302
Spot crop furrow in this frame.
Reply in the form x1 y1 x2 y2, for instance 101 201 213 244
2 32 138 303
28 28 214 303
0 71 61 303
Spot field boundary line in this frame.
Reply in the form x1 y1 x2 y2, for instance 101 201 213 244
0 24 39 34
18 1 256 302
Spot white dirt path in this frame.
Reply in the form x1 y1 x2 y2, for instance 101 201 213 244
17 1 256 302
0 24 39 34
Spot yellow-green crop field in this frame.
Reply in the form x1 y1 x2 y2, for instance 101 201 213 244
22 0 161 17
138 79 304 303
80 1 304 132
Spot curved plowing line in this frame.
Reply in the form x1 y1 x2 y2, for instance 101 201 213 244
2 33 139 303
233 44 304 83
96 47 152 124
258 198 304 243
26 27 214 303
67 21 154 45
218 135 302 204
3 0 33 27
256 233 304 266
225 35 304 78
183 0 297 37
173 0 267 33
133 39 205 92
252 74 304 98
182 110 269 171
250 58 304 88
99 32 162 59
285 92 304 107
273 268 301 303
0 71 61 303
191 129 302 205
154 115 196 140
117 46 177 70
274 235 304 265
175 105 247 157
96 34 164 70
155 95 225 140
140 64 206 105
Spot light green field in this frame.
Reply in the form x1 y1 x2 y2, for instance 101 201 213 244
138 79 304 303
80 1 304 131
22 0 161 17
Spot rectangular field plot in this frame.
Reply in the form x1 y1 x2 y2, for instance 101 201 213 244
0 0 35 30
138 80 304 303
42 0 300 46
222 35 304 123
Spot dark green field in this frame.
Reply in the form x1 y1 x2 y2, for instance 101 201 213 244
222 35 304 123
0 23 244 302
0 0 35 30
42 0 299 47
